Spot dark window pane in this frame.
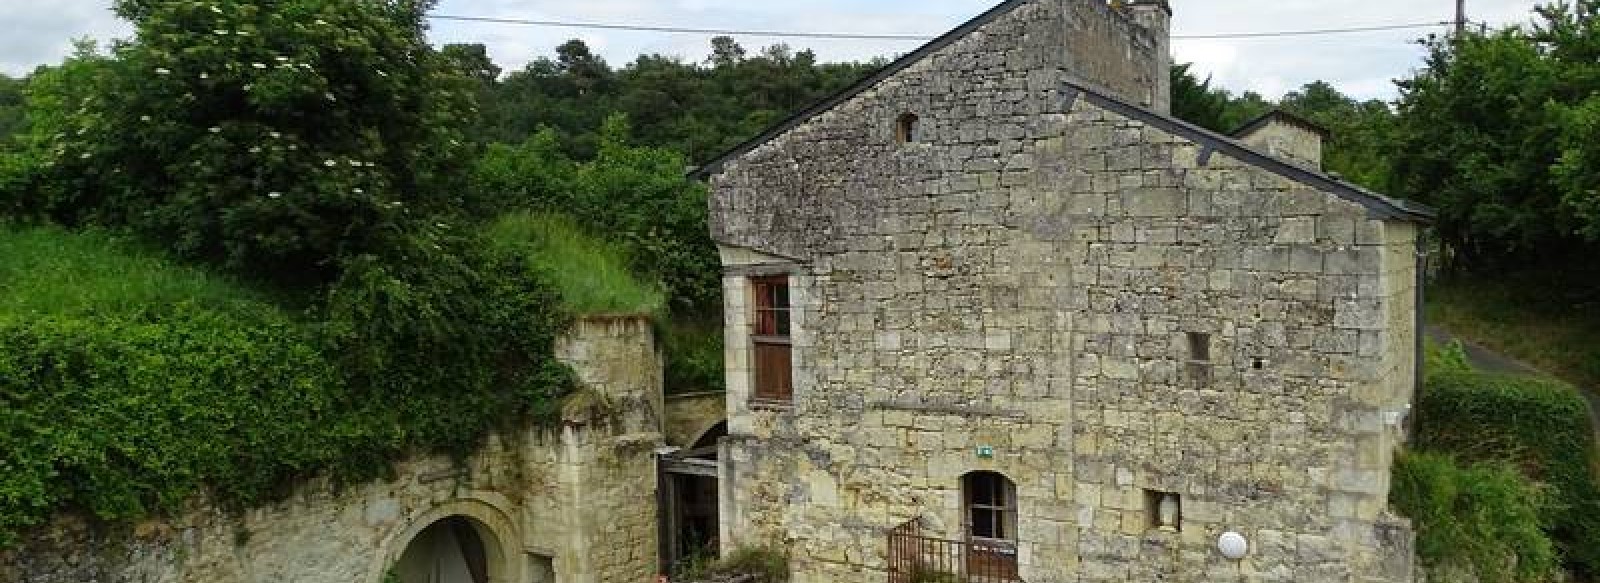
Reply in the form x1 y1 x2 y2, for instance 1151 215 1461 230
971 508 996 538
971 474 996 505
773 283 789 309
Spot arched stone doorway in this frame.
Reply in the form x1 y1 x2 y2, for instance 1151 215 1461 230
392 517 491 583
374 499 525 583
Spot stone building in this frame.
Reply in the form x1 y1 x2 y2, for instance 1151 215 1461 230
699 1 1432 582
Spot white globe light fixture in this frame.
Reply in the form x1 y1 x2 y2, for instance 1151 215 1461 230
1217 531 1249 560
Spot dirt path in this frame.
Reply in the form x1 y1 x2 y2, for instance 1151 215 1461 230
1425 325 1600 442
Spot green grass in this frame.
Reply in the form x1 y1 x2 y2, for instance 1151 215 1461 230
1427 276 1600 388
0 224 282 319
486 212 664 317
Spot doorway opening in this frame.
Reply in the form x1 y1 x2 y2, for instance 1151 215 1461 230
661 420 726 576
390 516 494 583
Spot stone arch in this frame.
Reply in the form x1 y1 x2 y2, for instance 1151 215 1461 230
690 419 727 450
367 496 524 583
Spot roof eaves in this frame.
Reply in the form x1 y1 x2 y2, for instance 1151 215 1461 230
690 0 1033 180
1064 79 1433 223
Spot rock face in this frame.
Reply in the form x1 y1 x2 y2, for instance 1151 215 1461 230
1 316 664 583
704 1 1427 582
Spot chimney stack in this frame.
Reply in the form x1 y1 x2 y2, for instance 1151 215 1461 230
1126 0 1172 115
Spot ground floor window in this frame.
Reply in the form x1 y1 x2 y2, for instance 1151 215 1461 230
963 471 1017 541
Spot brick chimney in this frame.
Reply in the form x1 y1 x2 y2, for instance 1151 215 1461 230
1126 0 1172 115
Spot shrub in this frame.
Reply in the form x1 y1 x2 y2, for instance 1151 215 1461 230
1423 339 1472 379
1416 369 1600 576
661 318 726 394
471 115 721 313
1391 451 1557 583
27 0 475 286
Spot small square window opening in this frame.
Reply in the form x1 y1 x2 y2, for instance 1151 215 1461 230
1143 489 1182 532
895 113 920 144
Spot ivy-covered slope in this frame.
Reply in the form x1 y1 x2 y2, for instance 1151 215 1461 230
0 225 578 546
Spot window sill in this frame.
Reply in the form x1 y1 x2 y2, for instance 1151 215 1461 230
747 399 794 411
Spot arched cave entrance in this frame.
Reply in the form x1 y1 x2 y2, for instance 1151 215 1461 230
390 516 498 583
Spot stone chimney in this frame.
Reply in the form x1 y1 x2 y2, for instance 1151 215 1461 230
1231 110 1330 170
1126 0 1172 115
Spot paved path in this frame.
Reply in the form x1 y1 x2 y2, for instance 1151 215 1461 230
1425 325 1600 442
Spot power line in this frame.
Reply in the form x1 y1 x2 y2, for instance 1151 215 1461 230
427 14 932 41
1173 21 1454 40
427 14 1458 42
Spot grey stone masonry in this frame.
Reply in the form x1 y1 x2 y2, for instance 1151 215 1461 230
705 2 1427 583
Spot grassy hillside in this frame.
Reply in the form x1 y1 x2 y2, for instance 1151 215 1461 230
0 226 286 319
1426 276 1600 388
486 212 665 317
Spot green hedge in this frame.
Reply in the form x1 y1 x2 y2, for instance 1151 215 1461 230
1391 451 1556 582
1415 369 1600 576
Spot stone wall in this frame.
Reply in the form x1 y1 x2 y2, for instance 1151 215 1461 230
1 316 664 583
706 1 1421 581
664 391 728 448
1237 118 1325 171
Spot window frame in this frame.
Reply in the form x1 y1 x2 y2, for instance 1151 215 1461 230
895 113 920 145
1185 332 1213 388
962 471 1018 543
749 275 793 404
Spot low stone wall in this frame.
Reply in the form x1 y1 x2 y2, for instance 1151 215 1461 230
0 316 664 583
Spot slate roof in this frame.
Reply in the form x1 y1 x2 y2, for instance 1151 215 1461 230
691 0 1434 224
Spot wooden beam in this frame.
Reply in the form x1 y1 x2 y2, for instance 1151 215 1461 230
662 458 719 477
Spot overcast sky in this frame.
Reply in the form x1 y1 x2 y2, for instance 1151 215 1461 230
1 0 1544 101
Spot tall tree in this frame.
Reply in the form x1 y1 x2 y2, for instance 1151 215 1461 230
26 0 476 284
1279 81 1396 190
1389 17 1571 272
1169 63 1270 133
441 43 502 84
0 73 25 146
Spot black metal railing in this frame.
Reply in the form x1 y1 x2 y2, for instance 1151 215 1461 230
887 520 1024 583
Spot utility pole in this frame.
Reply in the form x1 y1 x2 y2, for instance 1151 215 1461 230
1455 0 1467 35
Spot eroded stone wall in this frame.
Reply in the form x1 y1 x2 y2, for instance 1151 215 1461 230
664 391 728 448
1237 120 1325 171
707 2 1420 582
1 316 664 583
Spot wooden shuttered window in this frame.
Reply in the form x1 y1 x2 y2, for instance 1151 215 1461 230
751 276 792 402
